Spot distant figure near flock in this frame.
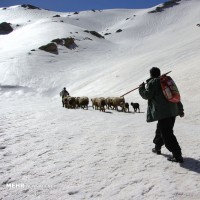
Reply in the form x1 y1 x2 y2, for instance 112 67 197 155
60 87 69 107
60 88 89 109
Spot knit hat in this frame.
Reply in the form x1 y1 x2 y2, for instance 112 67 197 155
150 67 161 78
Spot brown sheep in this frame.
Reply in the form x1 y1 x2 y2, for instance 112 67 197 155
63 96 76 109
91 97 106 112
112 97 125 111
96 97 106 112
77 96 89 109
75 97 80 108
91 98 98 110
105 97 115 109
63 96 69 108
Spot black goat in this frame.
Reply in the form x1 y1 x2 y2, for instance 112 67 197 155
131 102 140 113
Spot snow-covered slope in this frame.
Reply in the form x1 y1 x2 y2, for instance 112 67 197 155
0 1 200 199
0 1 200 116
0 0 199 95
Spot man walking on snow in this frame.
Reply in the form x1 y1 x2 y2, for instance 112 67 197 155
139 67 184 163
60 87 69 107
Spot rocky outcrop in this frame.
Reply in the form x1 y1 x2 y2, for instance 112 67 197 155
21 4 41 10
62 38 75 48
116 29 122 33
149 0 181 13
38 37 76 54
0 22 13 34
53 15 61 18
104 33 111 36
84 30 104 39
51 37 76 48
51 38 63 45
39 43 58 54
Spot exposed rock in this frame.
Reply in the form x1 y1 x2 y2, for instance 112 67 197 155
92 9 95 12
149 0 181 13
163 0 181 7
74 12 79 14
62 38 75 48
21 4 41 10
90 31 104 38
0 22 13 34
2 8 7 10
31 49 36 51
38 37 76 54
104 33 111 35
150 7 163 13
53 15 61 17
39 43 58 54
116 29 122 33
84 30 104 39
51 38 63 45
83 37 92 41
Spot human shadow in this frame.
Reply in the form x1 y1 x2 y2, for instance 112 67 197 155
162 153 200 174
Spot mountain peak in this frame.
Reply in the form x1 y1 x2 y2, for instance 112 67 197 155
20 4 41 10
149 0 181 13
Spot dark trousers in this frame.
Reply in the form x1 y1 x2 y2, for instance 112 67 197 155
153 117 182 157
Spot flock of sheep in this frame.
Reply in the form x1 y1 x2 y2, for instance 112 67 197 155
62 95 140 113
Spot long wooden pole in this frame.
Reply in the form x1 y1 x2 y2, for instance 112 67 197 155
120 70 172 97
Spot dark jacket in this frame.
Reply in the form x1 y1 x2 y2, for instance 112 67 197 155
60 89 69 98
139 78 184 122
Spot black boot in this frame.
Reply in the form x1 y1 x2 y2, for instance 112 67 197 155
167 156 184 163
152 148 161 155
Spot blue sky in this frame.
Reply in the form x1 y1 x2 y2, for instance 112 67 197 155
0 0 167 12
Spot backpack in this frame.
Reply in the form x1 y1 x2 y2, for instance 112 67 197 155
160 75 180 103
